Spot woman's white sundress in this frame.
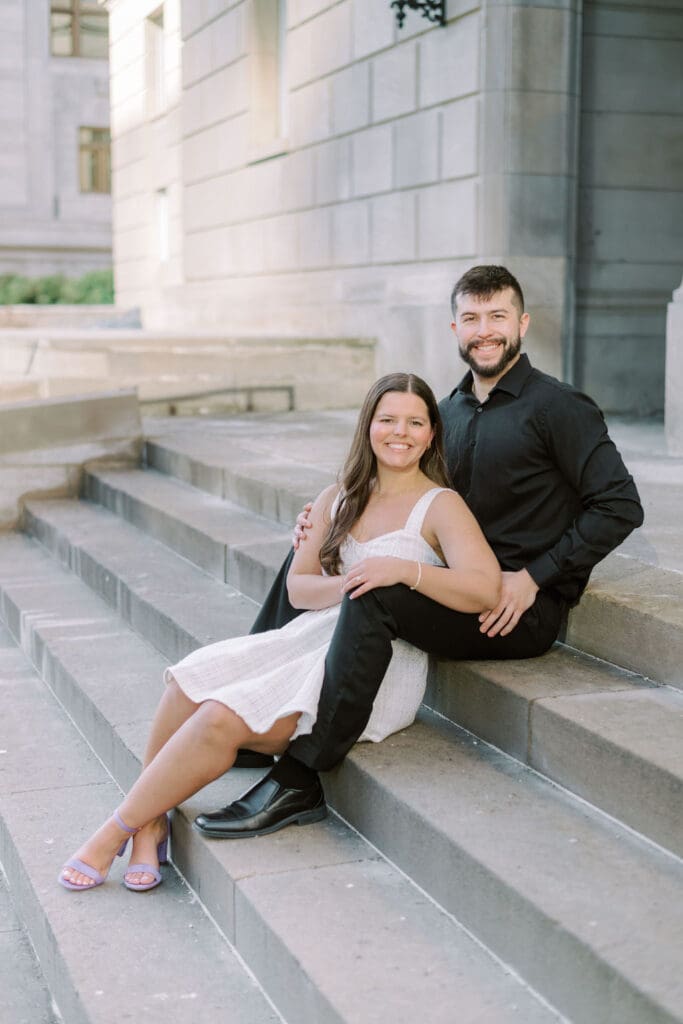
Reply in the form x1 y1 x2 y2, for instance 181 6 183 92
165 487 448 744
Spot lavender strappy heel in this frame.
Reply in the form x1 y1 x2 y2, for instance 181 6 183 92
58 809 140 891
123 814 171 892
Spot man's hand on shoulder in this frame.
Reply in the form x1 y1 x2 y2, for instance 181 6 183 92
478 569 539 638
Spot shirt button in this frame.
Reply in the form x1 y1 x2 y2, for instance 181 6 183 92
470 441 476 448
476 406 483 413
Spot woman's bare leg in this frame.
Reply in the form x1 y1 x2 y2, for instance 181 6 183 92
61 700 300 888
123 676 201 884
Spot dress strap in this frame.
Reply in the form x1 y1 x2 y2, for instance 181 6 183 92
404 487 448 535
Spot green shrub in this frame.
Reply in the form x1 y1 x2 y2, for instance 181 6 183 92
0 268 114 305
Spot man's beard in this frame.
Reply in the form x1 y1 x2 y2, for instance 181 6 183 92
459 334 521 379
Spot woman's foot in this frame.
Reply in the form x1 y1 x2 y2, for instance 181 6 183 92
60 814 135 890
124 814 169 890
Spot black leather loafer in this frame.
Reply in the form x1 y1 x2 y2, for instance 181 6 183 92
233 749 275 769
194 774 326 839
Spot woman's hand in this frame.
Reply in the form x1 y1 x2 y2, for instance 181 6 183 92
341 557 414 599
292 503 313 549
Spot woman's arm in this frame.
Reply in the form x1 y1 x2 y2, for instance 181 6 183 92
342 491 501 613
286 484 345 610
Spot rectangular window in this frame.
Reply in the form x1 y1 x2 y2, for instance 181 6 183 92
146 8 166 117
50 1 109 59
79 126 111 193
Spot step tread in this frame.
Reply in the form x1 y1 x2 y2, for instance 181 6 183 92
23 497 258 658
0 846 60 1024
25 495 683 858
3 538 683 1023
87 465 290 548
0 638 280 1024
0 536 560 1024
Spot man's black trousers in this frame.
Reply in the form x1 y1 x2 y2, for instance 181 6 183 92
250 550 565 771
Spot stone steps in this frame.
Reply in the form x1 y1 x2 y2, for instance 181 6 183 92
2 409 682 1023
2 529 682 1022
143 420 683 689
0 535 559 1024
0 621 280 1024
44 469 683 860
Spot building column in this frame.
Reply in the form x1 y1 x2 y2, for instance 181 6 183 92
665 276 683 454
477 0 582 380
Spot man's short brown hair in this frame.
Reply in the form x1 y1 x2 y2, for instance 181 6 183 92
451 265 525 318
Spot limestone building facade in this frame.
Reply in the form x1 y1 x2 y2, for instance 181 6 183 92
0 0 112 277
107 0 683 416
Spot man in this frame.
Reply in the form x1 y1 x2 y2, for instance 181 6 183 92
195 265 644 839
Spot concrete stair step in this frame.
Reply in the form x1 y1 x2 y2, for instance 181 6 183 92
22 495 683 860
426 650 683 859
0 536 560 1024
143 413 349 526
325 715 683 1024
565 552 683 691
22 497 259 665
4 531 683 1024
142 418 683 689
82 465 292 601
0 626 280 1024
0 873 60 1024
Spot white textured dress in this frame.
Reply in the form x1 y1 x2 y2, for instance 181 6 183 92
165 487 447 744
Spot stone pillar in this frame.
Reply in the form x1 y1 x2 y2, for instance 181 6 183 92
665 276 683 454
478 0 582 381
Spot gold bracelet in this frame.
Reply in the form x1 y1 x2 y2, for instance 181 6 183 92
410 561 422 591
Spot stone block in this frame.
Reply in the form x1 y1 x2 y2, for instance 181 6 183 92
505 174 573 257
352 0 395 60
582 34 683 117
581 189 683 266
580 112 683 192
372 42 417 122
417 179 477 259
330 61 370 135
314 136 352 204
370 191 417 263
262 213 299 272
0 391 141 455
508 6 576 94
506 91 576 176
395 109 439 188
352 123 392 196
332 199 370 266
288 77 331 146
441 95 478 179
298 206 332 268
280 147 316 210
419 12 479 107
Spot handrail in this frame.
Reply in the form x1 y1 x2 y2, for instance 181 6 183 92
139 384 295 414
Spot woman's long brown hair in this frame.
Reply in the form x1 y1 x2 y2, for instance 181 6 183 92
319 373 450 576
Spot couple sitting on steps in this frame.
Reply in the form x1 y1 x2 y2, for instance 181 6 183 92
59 264 643 893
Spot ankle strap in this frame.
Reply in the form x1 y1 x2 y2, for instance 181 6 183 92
114 809 140 835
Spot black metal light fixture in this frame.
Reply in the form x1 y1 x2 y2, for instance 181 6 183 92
391 1 446 29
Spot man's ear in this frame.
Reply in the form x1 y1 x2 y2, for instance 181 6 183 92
519 312 530 339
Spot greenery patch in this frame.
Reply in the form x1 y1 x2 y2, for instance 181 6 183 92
0 269 114 305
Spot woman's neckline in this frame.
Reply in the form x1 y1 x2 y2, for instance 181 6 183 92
348 486 442 545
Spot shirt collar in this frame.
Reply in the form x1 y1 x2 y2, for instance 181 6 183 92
449 352 533 400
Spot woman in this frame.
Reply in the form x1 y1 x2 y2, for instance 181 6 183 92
60 373 500 892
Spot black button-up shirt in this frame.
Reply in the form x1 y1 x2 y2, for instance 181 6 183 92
439 354 644 605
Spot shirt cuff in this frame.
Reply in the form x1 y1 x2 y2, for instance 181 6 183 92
525 552 559 589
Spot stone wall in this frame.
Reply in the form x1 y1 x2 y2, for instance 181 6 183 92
107 0 680 411
0 1 112 276
575 0 683 415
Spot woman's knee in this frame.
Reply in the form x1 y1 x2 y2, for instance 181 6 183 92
195 700 248 746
